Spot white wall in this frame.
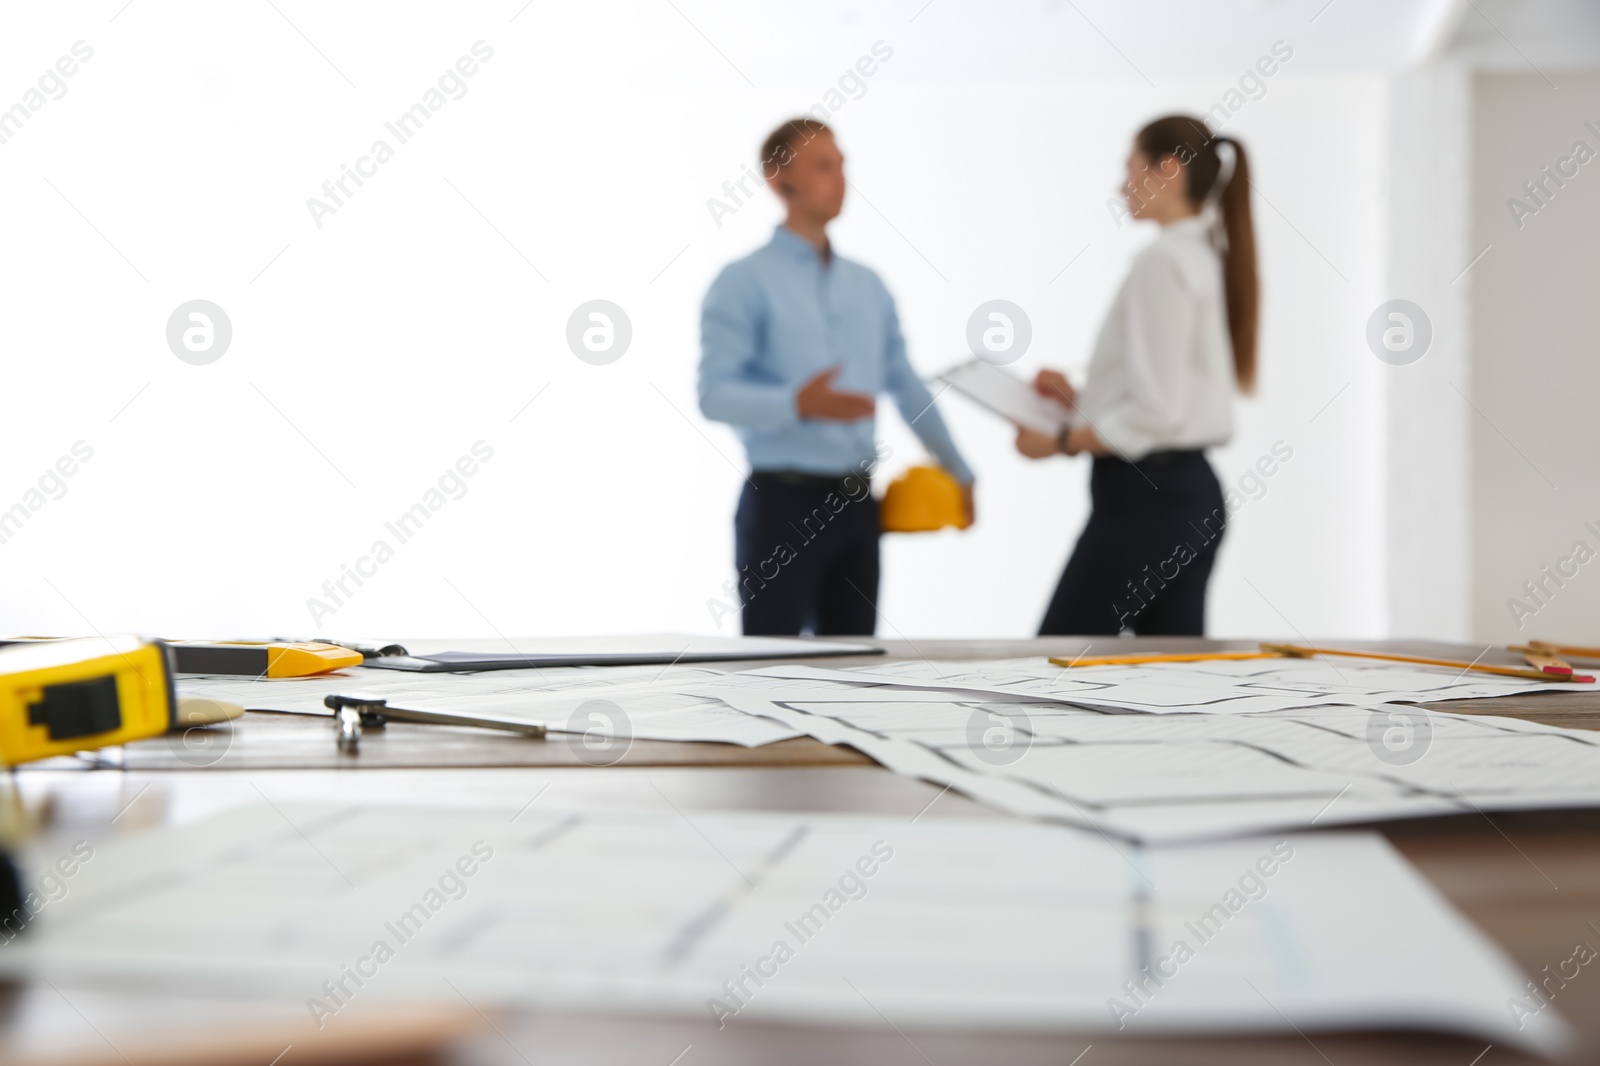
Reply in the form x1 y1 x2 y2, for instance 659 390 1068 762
0 3 1390 641
1468 71 1600 643
1381 63 1473 641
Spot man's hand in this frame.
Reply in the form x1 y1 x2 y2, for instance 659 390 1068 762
1033 369 1077 409
959 481 976 528
796 366 875 421
1014 427 1059 460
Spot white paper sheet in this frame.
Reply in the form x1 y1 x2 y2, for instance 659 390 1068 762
0 803 1568 1053
179 664 801 747
684 678 1600 842
744 656 1600 714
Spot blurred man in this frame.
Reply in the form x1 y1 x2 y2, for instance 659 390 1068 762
699 118 974 636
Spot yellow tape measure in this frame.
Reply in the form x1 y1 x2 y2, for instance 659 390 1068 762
0 636 175 767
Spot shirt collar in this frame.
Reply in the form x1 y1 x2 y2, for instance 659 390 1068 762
1161 215 1210 240
770 224 831 264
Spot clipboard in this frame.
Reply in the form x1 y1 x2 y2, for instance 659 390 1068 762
358 636 884 672
935 359 1074 436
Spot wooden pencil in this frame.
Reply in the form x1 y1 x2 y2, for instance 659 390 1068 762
1261 643 1594 683
1048 651 1279 668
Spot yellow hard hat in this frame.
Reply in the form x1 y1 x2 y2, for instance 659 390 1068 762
881 465 970 533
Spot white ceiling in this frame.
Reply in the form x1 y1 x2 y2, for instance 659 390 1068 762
614 0 1600 89
1447 0 1600 70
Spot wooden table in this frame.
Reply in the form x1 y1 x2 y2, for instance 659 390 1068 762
3 638 1598 1065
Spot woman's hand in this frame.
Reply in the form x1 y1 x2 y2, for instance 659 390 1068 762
1014 427 1060 460
1062 425 1110 457
1033 369 1077 409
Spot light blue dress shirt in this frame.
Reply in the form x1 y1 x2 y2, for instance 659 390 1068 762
698 226 973 484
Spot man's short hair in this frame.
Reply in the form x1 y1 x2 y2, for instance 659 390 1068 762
760 118 831 178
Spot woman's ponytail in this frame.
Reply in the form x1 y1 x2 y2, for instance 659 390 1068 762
1212 136 1258 392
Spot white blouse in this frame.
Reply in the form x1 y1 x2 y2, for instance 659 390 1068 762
1076 215 1237 461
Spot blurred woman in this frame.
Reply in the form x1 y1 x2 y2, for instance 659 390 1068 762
1017 115 1258 635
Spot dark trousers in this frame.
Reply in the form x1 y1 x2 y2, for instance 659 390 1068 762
1040 451 1225 637
734 473 880 636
